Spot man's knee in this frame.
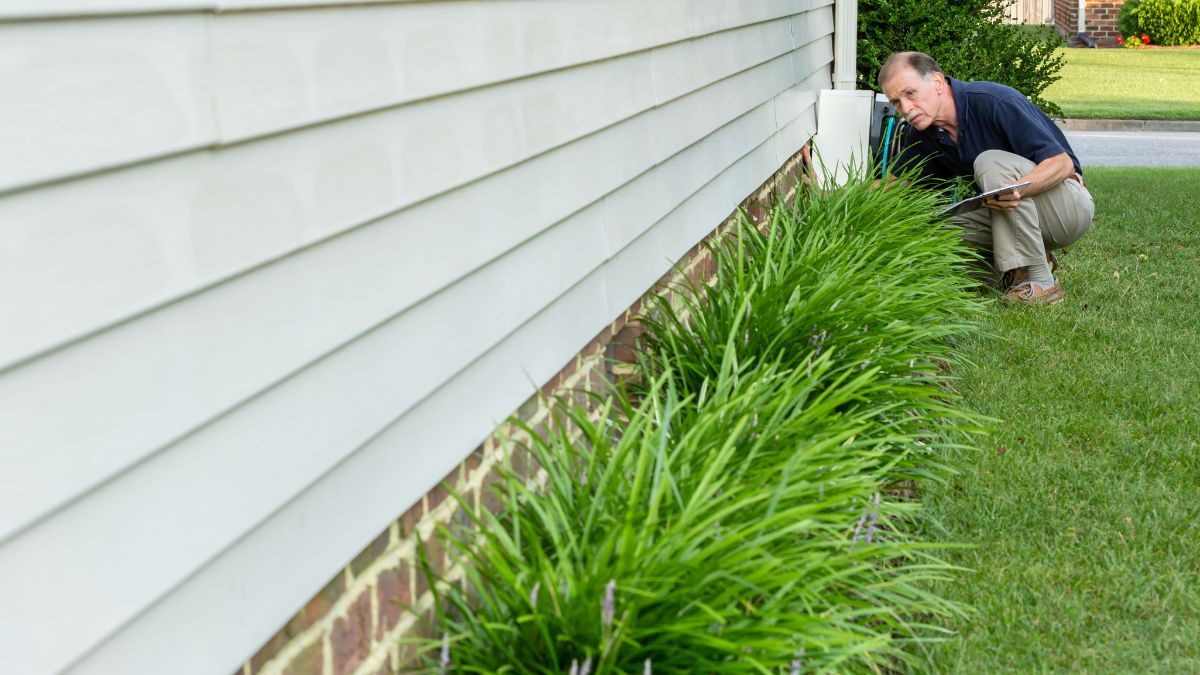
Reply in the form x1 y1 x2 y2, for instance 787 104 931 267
973 150 1032 190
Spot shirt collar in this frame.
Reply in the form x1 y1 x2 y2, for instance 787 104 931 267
946 76 969 132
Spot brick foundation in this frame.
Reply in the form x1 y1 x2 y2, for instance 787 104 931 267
238 146 812 675
1055 0 1127 47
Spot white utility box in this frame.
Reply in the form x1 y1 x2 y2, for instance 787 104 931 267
811 89 876 188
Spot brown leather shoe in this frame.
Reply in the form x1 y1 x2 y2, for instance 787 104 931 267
1004 281 1064 305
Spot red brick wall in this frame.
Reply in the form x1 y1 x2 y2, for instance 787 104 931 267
1055 0 1127 47
1054 0 1079 37
235 147 812 675
1086 0 1126 46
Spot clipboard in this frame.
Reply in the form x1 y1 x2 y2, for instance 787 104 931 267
940 181 1031 217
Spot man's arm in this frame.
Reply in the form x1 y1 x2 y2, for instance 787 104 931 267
983 152 1075 212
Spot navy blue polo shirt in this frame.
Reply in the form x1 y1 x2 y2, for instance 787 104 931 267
893 76 1081 184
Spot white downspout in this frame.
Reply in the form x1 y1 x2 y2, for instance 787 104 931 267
833 0 857 90
1077 0 1086 34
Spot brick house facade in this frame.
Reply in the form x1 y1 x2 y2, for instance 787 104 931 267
1055 0 1128 47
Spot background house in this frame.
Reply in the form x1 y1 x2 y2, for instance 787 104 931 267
1004 0 1126 48
1004 0 1055 25
1051 0 1128 46
0 1 853 673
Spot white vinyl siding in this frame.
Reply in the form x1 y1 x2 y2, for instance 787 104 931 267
0 2 834 674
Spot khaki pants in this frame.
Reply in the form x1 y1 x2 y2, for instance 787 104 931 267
953 149 1094 273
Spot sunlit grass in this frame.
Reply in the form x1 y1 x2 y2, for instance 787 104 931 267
924 167 1200 671
1045 48 1200 119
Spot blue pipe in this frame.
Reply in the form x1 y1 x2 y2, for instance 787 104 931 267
881 116 897 176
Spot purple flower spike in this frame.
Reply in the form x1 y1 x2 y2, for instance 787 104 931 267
602 579 616 627
644 658 653 674
529 581 540 607
579 657 593 675
851 514 867 543
789 647 805 674
569 659 579 675
438 634 450 674
853 494 883 544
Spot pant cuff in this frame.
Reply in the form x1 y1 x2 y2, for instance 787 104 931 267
995 255 1045 272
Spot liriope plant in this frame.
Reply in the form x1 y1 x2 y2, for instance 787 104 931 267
411 365 970 673
638 175 984 401
405 174 989 672
636 175 989 483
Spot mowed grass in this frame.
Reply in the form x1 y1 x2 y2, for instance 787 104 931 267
923 167 1200 672
1044 48 1200 119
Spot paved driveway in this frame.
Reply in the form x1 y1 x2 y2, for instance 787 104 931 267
1065 131 1200 168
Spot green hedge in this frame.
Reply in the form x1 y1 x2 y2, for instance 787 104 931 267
406 177 989 673
1120 0 1200 46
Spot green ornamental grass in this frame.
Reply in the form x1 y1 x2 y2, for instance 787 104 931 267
408 175 991 672
638 177 988 485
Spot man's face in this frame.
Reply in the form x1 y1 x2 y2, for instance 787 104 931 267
881 67 947 131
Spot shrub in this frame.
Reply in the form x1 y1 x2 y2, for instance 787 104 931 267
1120 0 1200 46
858 0 1066 117
406 177 988 672
1118 0 1144 37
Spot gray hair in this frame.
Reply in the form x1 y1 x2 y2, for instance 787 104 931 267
877 51 943 88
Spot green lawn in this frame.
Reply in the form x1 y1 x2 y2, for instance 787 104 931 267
1044 48 1200 120
923 167 1200 672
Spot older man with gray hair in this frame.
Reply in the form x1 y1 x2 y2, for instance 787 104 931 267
879 51 1093 304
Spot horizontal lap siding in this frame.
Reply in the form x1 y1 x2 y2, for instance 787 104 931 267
1 0 811 368
0 1 834 674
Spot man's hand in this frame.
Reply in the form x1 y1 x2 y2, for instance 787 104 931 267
983 190 1021 212
800 143 815 192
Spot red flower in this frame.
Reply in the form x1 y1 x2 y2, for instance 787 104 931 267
1117 35 1124 43
1142 35 1150 44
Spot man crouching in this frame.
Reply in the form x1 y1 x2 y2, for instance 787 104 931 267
880 51 1093 304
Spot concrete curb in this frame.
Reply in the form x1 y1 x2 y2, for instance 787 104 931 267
1057 118 1200 132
